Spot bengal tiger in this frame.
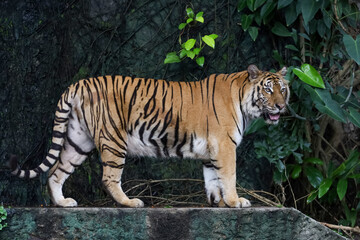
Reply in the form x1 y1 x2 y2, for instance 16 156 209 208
10 65 289 208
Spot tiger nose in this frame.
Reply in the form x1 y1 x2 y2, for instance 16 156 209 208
275 103 285 110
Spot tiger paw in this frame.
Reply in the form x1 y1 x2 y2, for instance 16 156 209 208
206 188 222 206
224 196 251 208
125 198 144 208
239 197 251 208
57 197 78 207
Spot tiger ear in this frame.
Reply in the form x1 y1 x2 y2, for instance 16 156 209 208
247 65 260 81
279 66 287 76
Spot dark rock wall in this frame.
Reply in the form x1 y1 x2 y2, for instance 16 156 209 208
0 0 275 206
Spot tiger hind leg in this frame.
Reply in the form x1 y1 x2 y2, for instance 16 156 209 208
48 137 92 207
101 150 144 208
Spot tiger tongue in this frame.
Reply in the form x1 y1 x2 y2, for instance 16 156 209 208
269 113 280 121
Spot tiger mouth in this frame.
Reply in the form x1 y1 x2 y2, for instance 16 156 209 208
264 112 280 122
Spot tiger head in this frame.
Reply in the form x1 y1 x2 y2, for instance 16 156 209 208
243 65 290 124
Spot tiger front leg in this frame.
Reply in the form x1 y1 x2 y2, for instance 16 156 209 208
209 140 251 208
101 151 144 208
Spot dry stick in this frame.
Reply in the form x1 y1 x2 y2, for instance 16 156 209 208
321 222 360 234
299 16 306 63
237 186 281 207
124 178 280 207
316 133 346 161
285 170 297 209
333 0 351 35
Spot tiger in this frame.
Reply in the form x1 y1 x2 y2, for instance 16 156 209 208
10 64 289 208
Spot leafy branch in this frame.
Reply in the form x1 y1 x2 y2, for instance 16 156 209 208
164 8 218 67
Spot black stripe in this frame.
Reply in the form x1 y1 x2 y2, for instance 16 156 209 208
202 161 220 170
232 115 242 135
67 136 90 155
159 107 173 137
69 161 81 168
102 161 125 169
162 90 168 113
54 116 68 123
43 158 53 168
47 153 60 161
147 109 159 130
139 122 146 144
189 82 194 104
52 131 65 138
50 142 63 151
161 133 169 157
24 170 30 178
190 133 194 152
212 75 220 124
227 133 237 146
101 144 126 158
172 115 180 147
56 107 70 113
176 132 187 158
59 167 72 175
199 79 204 103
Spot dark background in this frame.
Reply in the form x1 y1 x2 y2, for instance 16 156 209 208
0 0 278 206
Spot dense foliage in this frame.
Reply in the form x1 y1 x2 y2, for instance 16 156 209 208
237 0 360 234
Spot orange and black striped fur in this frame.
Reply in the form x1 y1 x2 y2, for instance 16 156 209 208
10 65 289 208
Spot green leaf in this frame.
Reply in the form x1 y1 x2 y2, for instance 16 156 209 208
179 49 187 58
178 23 187 30
291 165 302 179
238 0 248 12
254 0 266 10
244 118 266 135
318 179 333 198
348 174 360 179
164 52 181 64
293 64 325 88
195 16 204 23
337 178 348 201
315 99 347 123
193 48 201 55
248 26 258 41
271 22 292 37
186 8 194 18
292 152 303 164
331 163 346 178
304 157 323 165
186 50 195 59
196 56 204 67
241 14 253 31
343 34 360 65
272 50 285 65
195 12 204 23
208 34 218 40
344 150 360 173
260 1 276 23
285 44 298 51
284 3 298 26
186 18 193 24
277 0 293 9
195 11 203 18
202 35 216 49
307 190 318 203
184 38 196 50
276 160 286 173
304 166 323 188
247 0 256 11
300 0 321 26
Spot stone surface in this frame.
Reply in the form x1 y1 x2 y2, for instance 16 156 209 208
0 207 346 240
